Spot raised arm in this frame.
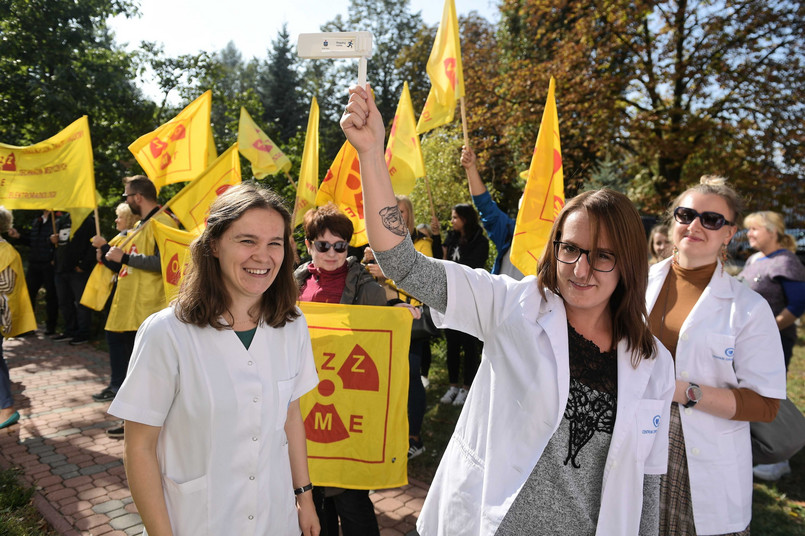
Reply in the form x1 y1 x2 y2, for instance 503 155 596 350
341 85 406 253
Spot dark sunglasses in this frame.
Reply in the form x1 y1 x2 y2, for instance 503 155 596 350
313 240 348 253
673 206 734 230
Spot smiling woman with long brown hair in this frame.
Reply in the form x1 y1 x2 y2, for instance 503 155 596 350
340 84 676 536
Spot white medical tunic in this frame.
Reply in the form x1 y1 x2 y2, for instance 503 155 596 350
417 262 676 536
109 307 319 536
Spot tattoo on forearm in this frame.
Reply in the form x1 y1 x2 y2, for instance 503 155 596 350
379 206 408 237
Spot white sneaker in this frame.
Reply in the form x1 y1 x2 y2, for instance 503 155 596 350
421 375 430 389
452 387 468 406
408 439 426 460
753 460 791 481
440 386 459 404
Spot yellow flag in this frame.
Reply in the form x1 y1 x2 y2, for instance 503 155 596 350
80 234 126 311
299 302 411 490
166 144 242 234
293 98 320 228
416 0 465 134
151 219 196 305
385 82 425 195
128 91 212 191
316 141 367 247
238 107 292 179
0 116 97 233
510 77 565 277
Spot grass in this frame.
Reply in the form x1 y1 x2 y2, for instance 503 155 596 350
410 327 805 534
0 467 56 535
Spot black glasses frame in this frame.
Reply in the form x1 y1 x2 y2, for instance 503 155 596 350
553 241 617 273
313 240 349 253
673 207 733 230
121 192 138 200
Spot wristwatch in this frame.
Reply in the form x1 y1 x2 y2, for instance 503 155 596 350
683 382 702 408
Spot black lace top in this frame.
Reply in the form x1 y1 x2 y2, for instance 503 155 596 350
564 322 618 467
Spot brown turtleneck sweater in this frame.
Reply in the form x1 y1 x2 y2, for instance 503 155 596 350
649 262 779 422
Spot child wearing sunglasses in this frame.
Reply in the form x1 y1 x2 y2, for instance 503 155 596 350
646 175 786 535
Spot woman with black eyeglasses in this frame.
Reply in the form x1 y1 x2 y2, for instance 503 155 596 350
646 176 786 535
341 85 676 535
294 201 417 536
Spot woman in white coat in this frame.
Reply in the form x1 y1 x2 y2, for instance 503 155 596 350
341 85 675 535
109 184 320 536
646 176 786 535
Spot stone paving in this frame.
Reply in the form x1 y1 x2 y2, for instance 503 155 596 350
0 331 426 535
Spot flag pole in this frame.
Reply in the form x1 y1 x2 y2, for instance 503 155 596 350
284 170 298 191
423 174 437 221
459 96 470 149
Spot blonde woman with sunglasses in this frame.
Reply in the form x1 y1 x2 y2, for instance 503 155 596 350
646 176 786 535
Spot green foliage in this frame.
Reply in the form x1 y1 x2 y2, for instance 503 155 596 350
412 125 469 233
0 0 156 198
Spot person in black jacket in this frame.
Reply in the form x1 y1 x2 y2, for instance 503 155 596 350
51 212 96 345
8 211 59 334
440 203 489 406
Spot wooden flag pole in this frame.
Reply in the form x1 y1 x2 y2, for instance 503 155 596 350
423 174 437 221
459 96 470 150
93 207 100 238
284 170 298 191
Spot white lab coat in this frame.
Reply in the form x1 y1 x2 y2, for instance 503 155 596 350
109 307 319 536
417 262 675 536
646 258 786 535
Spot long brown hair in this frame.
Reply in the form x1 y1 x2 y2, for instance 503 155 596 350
175 183 300 329
537 189 657 366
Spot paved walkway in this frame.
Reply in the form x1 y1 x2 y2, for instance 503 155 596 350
0 331 426 535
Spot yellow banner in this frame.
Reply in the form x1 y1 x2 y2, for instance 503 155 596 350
299 302 411 490
238 107 291 179
151 219 196 305
510 77 565 277
129 91 212 191
316 141 367 247
385 82 425 195
294 98 320 228
0 116 97 233
0 243 36 338
416 0 465 134
207 128 217 166
166 144 241 234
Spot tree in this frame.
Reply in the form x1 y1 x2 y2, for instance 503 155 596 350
258 25 307 145
0 0 156 198
490 0 804 217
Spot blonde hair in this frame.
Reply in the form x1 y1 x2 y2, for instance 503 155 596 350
115 203 138 231
668 175 744 228
744 211 796 252
648 223 671 263
395 195 416 235
0 206 12 233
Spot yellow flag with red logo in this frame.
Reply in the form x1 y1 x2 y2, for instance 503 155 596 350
385 82 425 195
293 97 320 228
299 302 411 490
416 0 465 134
151 219 196 304
129 91 212 191
207 128 217 166
80 234 126 311
316 141 366 247
510 77 565 277
0 116 97 235
166 144 241 234
238 107 292 179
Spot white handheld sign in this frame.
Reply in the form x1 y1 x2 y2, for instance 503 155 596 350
297 32 374 87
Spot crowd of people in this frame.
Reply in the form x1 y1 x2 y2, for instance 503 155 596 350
0 84 801 536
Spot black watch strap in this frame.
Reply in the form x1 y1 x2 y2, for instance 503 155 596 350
294 483 313 496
